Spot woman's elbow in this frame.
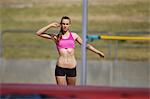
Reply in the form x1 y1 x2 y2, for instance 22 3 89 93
86 44 91 49
36 31 41 36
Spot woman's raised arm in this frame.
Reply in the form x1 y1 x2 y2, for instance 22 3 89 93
36 22 60 39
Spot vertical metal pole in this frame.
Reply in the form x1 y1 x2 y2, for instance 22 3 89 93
0 21 2 67
114 40 118 65
81 0 88 85
0 31 3 83
0 31 2 65
111 40 118 86
0 10 2 66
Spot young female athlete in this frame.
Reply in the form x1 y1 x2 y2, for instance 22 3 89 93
36 16 104 86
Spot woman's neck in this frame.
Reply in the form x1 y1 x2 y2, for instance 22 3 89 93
62 31 69 35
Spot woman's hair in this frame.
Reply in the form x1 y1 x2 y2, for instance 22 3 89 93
57 16 71 42
60 16 71 24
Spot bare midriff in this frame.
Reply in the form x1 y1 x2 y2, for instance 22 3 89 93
56 48 77 68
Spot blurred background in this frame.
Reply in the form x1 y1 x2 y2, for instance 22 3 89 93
0 0 149 87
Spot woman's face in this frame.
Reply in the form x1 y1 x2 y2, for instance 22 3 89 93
60 19 71 32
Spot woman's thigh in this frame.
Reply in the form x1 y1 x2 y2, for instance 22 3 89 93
66 77 76 85
55 76 66 85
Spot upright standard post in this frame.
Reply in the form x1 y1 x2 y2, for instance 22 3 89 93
81 0 88 85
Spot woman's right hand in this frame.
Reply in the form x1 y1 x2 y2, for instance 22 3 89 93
49 22 60 28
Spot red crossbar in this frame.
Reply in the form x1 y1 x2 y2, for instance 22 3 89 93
0 83 149 99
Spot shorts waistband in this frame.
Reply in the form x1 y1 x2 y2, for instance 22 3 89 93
56 65 76 69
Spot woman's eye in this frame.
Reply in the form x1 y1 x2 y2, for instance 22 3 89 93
62 23 69 25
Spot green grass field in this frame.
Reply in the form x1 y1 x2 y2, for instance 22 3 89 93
1 0 150 60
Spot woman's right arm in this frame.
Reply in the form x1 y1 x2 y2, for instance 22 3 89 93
36 22 60 39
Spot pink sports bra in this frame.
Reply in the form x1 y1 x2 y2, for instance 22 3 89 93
56 32 75 49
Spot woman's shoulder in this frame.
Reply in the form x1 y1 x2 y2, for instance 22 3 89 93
71 32 79 40
71 32 77 35
49 33 58 42
70 32 79 37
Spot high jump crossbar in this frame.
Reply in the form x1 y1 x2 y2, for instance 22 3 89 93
87 35 150 41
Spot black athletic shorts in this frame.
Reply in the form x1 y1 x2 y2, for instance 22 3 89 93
55 65 76 77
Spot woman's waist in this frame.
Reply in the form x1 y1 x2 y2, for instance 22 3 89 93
57 56 77 68
57 56 76 62
58 54 75 58
56 65 76 69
